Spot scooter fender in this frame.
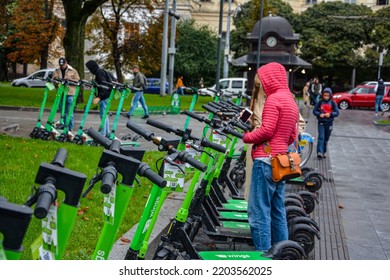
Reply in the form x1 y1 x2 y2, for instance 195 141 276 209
263 240 306 260
284 197 304 208
288 216 320 232
289 222 320 240
298 190 319 204
285 205 308 218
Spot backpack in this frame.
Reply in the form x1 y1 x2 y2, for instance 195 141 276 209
105 70 117 83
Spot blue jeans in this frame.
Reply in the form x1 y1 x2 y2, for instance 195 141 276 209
99 98 110 137
127 91 149 116
375 95 383 113
247 159 288 251
317 122 332 155
314 94 320 106
59 95 74 130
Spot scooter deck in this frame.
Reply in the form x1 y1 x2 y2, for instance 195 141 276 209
221 221 250 230
199 250 270 260
219 211 248 221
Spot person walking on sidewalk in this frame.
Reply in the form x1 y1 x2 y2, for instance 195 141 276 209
313 87 339 159
126 65 149 119
52 57 80 131
242 62 299 252
311 77 323 106
374 78 385 116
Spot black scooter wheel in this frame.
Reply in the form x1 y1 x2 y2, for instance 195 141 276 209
301 167 315 177
304 172 322 193
278 247 305 260
291 230 315 255
301 195 316 214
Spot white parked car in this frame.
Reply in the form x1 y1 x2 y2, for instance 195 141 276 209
199 77 247 98
11 68 55 88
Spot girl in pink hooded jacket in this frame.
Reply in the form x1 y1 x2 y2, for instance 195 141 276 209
243 62 299 251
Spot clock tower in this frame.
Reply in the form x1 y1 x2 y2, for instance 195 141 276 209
233 14 311 97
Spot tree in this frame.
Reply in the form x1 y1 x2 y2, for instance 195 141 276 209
297 2 373 83
174 19 218 87
85 0 157 82
4 0 60 69
0 0 14 81
60 0 108 79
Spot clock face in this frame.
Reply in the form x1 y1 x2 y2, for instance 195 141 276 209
266 36 277 47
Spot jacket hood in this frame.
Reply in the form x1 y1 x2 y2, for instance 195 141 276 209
257 62 289 97
85 60 99 75
322 87 333 99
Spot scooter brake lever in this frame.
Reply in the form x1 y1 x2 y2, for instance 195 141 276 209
24 185 38 207
164 155 185 174
82 169 102 198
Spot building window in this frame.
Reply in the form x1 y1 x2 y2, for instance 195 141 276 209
306 0 317 4
377 0 388 5
344 0 357 3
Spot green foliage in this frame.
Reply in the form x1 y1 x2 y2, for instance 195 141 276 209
298 2 373 71
174 19 219 87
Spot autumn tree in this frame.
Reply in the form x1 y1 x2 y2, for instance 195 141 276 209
0 0 14 81
4 0 60 69
86 0 158 82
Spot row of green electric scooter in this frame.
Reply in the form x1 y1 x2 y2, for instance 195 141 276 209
29 77 139 146
1 87 322 260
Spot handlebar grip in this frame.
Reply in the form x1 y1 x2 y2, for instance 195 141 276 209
202 104 219 115
126 121 154 141
232 120 249 131
226 100 245 110
146 119 176 134
51 148 67 167
178 152 207 172
224 127 244 139
200 138 226 154
183 110 205 122
100 164 117 194
137 163 167 188
34 181 57 219
87 128 112 148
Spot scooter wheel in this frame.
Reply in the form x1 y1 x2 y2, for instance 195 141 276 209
291 230 315 255
301 195 316 214
278 247 305 260
286 205 308 221
153 247 177 260
57 135 66 142
30 127 39 138
284 197 304 208
304 172 322 193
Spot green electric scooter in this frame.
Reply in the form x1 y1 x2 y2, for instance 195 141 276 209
123 91 200 260
30 77 56 139
82 128 166 260
24 148 87 260
123 117 224 260
39 78 69 141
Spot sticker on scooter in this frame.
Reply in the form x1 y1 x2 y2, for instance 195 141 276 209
212 131 227 147
163 160 185 192
46 82 55 91
103 183 116 225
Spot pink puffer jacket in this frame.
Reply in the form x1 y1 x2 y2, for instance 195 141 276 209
243 62 299 159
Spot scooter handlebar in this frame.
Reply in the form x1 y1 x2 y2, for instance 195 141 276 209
223 126 244 139
34 180 57 219
178 151 207 172
51 148 67 168
137 163 167 188
200 138 226 154
100 164 118 194
126 121 154 141
87 128 112 148
183 110 209 124
202 104 219 115
146 119 177 134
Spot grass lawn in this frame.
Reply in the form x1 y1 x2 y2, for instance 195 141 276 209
0 134 166 260
0 82 214 112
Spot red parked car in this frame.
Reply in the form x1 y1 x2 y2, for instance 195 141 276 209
332 85 390 112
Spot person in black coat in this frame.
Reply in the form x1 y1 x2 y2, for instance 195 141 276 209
86 60 111 136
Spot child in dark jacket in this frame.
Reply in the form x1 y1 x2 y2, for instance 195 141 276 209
313 87 339 159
